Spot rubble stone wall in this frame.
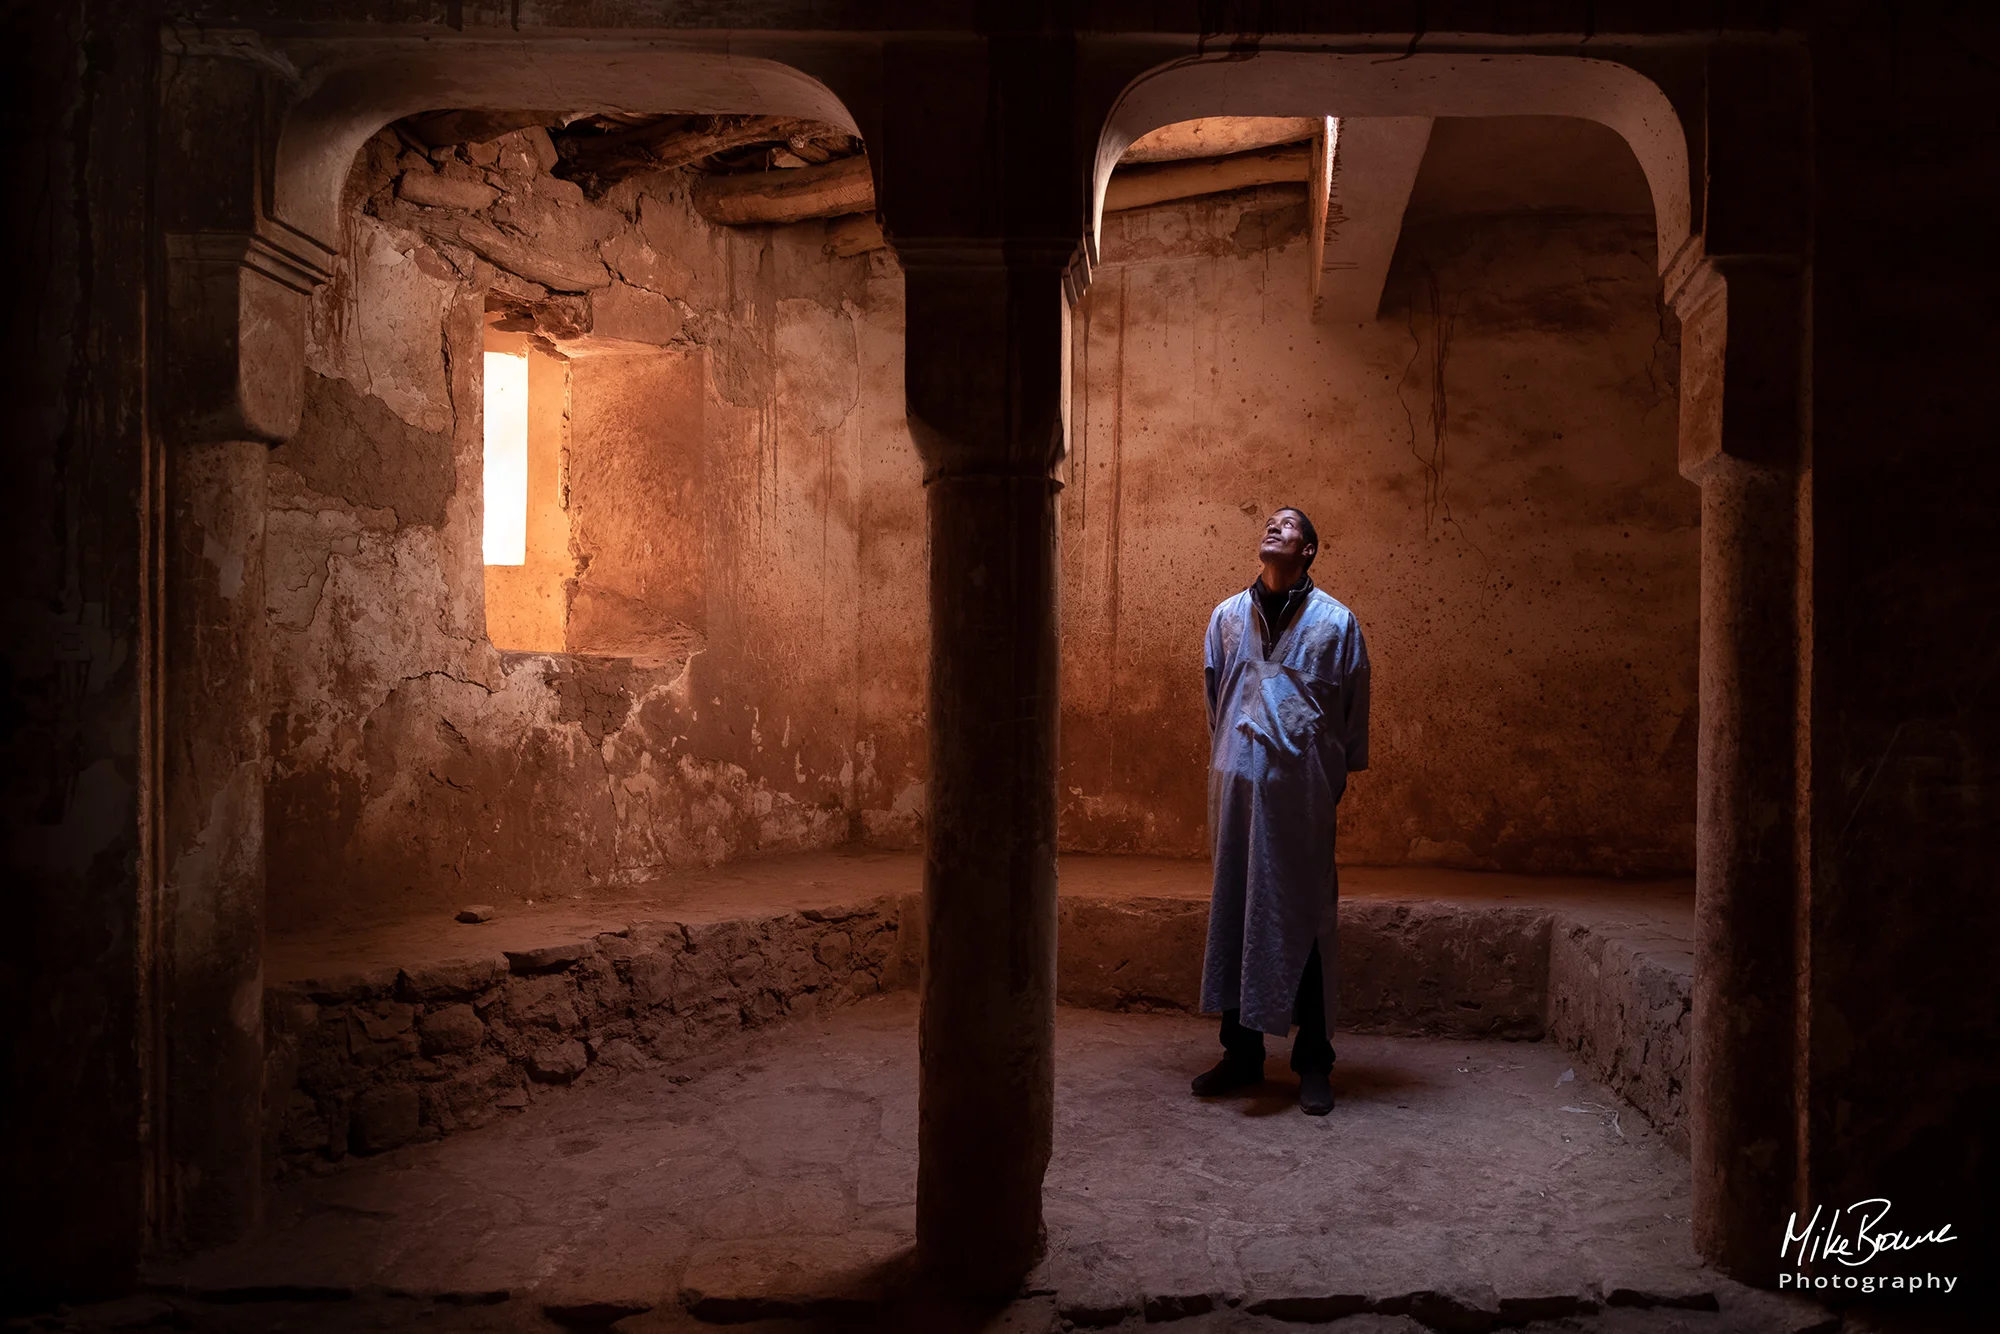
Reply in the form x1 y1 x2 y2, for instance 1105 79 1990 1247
1545 911 1694 1154
263 899 916 1172
264 889 1692 1168
1053 892 1692 1148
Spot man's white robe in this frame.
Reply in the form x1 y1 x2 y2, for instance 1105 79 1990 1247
1201 584 1371 1037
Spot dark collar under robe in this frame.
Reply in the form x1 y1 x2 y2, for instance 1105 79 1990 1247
1252 572 1315 655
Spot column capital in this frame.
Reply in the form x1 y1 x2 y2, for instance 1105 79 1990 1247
872 29 1091 484
892 236 1092 312
164 218 336 296
1670 246 1808 485
898 247 1074 486
1665 239 1805 319
159 47 335 446
163 218 335 445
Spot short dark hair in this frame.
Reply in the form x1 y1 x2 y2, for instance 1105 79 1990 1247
1277 507 1319 565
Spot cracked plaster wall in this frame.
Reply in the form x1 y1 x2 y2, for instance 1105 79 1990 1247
269 120 1693 934
1058 180 1696 875
266 129 920 932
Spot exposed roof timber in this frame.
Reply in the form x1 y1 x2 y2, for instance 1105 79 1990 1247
692 154 874 225
688 140 1312 231
1308 116 1434 323
398 108 1323 239
278 50 864 244
1104 144 1308 213
557 114 849 191
1120 116 1320 165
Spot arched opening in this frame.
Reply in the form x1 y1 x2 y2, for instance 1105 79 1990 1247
1089 52 1693 273
247 53 936 1214
1027 53 1714 1304
1063 115 1693 877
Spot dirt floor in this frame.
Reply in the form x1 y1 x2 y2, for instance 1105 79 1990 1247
45 993 1854 1334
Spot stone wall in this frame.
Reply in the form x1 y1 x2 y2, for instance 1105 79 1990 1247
266 880 1694 1168
264 899 913 1170
1546 912 1693 1154
265 128 924 933
1054 173 1696 874
1053 888 1691 1148
1806 9 2000 1228
1056 895 1553 1040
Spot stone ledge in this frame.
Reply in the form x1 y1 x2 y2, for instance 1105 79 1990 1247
263 899 915 1172
264 855 1694 1168
1055 897 1553 1039
1546 909 1694 1153
1051 876 1693 1148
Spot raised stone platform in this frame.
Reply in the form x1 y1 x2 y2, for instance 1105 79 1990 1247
263 865 917 1170
1053 859 1694 1152
264 852 1693 1171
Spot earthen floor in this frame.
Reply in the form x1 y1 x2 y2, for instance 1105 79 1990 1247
126 993 1833 1334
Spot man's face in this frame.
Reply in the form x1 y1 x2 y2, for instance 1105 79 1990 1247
1259 510 1316 566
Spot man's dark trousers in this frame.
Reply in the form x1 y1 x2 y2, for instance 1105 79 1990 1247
1219 942 1334 1074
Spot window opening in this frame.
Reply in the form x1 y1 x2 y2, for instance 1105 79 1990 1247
481 316 568 652
483 348 530 565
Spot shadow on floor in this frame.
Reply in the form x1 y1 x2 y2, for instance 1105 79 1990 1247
1188 1055 1436 1118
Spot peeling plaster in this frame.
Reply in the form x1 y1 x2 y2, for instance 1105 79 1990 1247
266 128 909 931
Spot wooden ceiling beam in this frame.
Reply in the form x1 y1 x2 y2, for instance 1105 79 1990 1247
557 114 833 189
692 154 875 225
1103 144 1310 214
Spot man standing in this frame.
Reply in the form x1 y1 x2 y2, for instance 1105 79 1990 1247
1193 507 1370 1116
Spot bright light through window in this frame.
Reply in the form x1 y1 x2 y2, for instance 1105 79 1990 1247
483 350 529 565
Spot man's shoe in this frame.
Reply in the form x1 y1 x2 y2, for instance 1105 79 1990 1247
1299 1068 1334 1116
1190 1057 1264 1097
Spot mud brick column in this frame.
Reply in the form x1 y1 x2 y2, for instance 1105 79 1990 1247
900 244 1069 1295
879 27 1086 1297
1665 43 1815 1283
1672 248 1809 1283
155 438 274 1248
154 49 333 1254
